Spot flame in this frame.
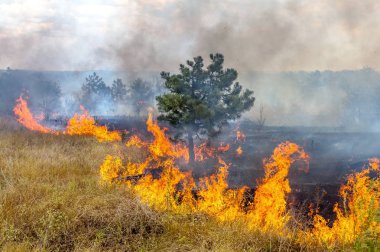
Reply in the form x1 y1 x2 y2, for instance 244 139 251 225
236 146 243 157
144 112 231 162
126 135 147 148
15 98 375 248
197 158 247 221
235 129 245 157
99 115 379 246
13 96 120 142
145 112 188 160
14 96 379 247
246 142 309 232
311 158 380 246
65 106 121 142
13 96 56 134
133 160 190 212
217 143 230 152
99 112 246 215
99 114 311 234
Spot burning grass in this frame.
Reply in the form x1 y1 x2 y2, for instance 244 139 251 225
1 116 379 251
13 96 121 142
0 123 162 251
99 113 379 251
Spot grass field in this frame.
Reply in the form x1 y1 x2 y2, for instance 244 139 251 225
0 118 378 251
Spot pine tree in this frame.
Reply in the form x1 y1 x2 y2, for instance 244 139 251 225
157 53 255 164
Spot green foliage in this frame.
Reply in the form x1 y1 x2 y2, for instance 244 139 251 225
157 53 255 136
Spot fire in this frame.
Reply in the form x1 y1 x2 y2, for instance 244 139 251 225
145 111 188 160
14 95 380 248
65 106 121 142
13 96 56 134
235 129 245 157
236 146 243 156
197 158 247 221
246 142 309 232
217 143 230 152
310 158 380 246
144 111 231 162
13 96 121 142
132 161 190 212
99 112 247 215
99 114 311 233
194 143 230 161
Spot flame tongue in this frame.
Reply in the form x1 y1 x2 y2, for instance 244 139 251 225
13 96 55 134
311 158 380 244
13 97 121 142
65 106 121 142
247 142 309 232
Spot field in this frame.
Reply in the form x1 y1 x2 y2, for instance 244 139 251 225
0 118 379 251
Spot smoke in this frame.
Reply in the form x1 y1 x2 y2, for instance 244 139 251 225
104 0 380 72
1 0 380 127
242 72 348 127
2 0 380 71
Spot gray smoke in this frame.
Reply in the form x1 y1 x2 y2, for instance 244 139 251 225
104 0 380 72
1 0 380 128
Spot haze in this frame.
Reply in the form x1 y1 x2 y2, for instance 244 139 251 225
1 0 380 72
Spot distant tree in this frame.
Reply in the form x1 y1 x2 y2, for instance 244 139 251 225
80 72 112 114
156 53 255 164
128 78 155 115
256 104 266 131
29 81 62 118
111 78 127 103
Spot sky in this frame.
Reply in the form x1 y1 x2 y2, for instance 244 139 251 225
1 0 380 72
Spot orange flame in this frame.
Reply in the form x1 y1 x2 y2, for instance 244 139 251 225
99 112 245 215
100 127 379 247
146 112 188 159
236 146 243 157
13 96 120 142
197 158 247 221
311 158 380 245
99 114 311 234
13 95 380 248
217 143 230 152
13 96 56 134
65 106 121 142
246 142 309 232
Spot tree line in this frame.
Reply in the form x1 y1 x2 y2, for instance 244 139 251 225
79 72 159 115
0 53 256 164
0 69 159 117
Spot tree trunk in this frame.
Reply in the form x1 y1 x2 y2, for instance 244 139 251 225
187 130 195 165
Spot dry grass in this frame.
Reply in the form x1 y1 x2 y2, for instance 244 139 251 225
0 118 377 251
